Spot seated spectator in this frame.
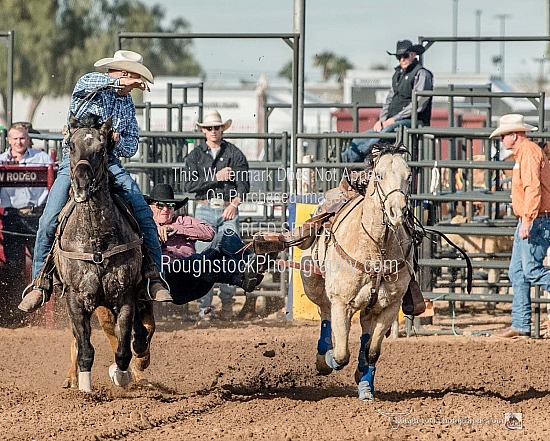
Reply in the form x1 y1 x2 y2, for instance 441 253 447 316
341 39 433 162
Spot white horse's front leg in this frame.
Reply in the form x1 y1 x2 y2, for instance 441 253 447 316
325 301 352 370
357 301 401 401
300 254 334 374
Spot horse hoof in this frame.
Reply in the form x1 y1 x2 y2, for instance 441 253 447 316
109 364 131 387
358 380 375 401
315 353 333 375
325 350 345 371
79 371 92 392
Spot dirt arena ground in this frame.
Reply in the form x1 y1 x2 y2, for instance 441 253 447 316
0 300 548 441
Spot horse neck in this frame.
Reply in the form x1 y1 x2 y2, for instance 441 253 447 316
74 180 115 215
93 183 116 209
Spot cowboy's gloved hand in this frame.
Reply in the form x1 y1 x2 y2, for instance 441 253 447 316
117 77 149 95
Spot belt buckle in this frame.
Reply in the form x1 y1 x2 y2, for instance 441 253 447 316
209 198 225 209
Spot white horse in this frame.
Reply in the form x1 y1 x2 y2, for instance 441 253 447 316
300 143 414 400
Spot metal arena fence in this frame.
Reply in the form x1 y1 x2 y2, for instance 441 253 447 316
2 90 550 334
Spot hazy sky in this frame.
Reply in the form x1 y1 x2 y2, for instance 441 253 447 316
141 0 548 83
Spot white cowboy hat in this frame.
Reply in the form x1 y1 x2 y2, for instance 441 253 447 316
196 110 232 131
489 114 536 138
94 50 154 84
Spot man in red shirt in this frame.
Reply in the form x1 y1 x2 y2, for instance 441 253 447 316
490 114 550 339
147 184 262 306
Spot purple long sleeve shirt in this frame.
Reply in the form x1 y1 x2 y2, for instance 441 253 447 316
160 215 215 261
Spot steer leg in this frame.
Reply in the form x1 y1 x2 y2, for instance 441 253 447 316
131 301 155 383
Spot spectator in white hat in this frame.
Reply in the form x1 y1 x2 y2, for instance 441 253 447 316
184 109 250 323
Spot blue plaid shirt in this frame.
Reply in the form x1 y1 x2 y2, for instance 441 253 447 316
68 72 139 158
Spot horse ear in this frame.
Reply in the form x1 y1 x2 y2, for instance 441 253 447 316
69 112 78 131
102 117 113 133
100 117 115 151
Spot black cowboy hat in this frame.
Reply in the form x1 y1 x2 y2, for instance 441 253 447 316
144 183 188 210
386 40 426 56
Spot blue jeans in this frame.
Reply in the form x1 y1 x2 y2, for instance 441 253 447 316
194 203 240 309
341 119 411 162
508 218 550 333
32 156 162 279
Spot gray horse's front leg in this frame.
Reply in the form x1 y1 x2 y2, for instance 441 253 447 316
109 303 134 387
67 296 94 392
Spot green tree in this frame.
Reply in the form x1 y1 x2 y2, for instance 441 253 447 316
313 51 354 83
277 60 293 82
0 0 203 125
313 51 335 81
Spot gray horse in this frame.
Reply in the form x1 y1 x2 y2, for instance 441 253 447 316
55 115 147 392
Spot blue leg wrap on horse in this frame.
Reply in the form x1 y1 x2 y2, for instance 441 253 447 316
325 349 344 370
317 320 333 355
358 365 376 400
357 333 370 372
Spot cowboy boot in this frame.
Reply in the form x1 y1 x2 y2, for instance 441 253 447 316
18 254 55 313
142 249 173 302
401 279 426 316
18 275 52 313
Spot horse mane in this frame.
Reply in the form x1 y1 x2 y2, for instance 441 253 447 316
364 142 410 171
71 113 102 129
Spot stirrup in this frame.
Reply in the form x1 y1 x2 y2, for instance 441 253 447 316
22 282 36 300
21 283 47 303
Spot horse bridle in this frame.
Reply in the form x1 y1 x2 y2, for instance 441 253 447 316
370 153 412 226
69 128 108 197
330 153 414 275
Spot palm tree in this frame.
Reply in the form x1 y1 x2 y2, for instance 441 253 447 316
332 57 354 83
313 51 336 81
277 61 293 82
313 51 354 82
